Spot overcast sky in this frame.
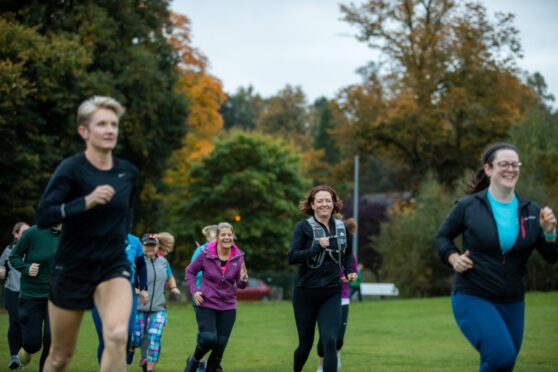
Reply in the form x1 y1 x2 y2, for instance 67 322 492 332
172 0 558 107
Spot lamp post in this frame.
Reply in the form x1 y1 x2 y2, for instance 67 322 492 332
353 155 359 261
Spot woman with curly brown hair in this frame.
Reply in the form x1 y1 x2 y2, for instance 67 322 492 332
288 185 357 372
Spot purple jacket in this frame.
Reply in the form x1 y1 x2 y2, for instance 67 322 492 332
185 241 247 311
341 253 359 300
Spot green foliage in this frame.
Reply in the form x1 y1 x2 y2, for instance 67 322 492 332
221 86 264 130
312 97 340 164
376 174 462 297
0 1 188 238
0 18 91 233
170 131 306 270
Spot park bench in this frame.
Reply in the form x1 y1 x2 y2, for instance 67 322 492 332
360 282 399 298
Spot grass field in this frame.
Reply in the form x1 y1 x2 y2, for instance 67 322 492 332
1 292 556 371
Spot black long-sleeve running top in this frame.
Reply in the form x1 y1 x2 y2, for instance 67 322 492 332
36 153 138 279
288 217 354 289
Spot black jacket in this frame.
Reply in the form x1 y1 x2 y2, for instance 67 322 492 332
436 189 558 302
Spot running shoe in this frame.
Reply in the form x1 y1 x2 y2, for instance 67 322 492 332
184 355 200 372
7 355 22 369
139 357 147 372
17 349 31 366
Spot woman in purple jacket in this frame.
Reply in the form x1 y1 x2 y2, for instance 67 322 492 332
184 222 248 372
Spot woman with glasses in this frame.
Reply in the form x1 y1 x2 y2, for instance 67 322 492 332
436 142 558 371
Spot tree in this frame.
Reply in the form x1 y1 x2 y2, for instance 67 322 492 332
0 1 188 236
339 0 538 189
170 132 306 270
162 12 226 223
0 18 90 240
221 86 265 130
375 174 461 297
312 97 340 165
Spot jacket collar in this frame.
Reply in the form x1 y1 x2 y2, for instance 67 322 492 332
206 240 243 258
474 188 531 209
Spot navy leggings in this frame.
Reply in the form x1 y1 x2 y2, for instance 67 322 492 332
317 303 349 357
292 286 341 372
452 292 525 372
193 307 236 372
19 298 50 372
5 288 22 355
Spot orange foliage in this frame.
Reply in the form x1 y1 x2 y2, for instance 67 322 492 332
164 12 226 188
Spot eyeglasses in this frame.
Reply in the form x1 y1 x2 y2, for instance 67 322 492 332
494 161 522 169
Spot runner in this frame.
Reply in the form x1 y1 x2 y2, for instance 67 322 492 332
0 221 30 369
436 142 558 371
36 96 138 372
184 222 248 372
9 224 61 371
134 233 180 372
288 185 356 372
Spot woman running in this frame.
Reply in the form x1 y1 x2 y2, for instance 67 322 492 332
9 223 61 371
0 221 29 369
36 96 139 372
288 185 356 372
436 142 558 371
134 233 180 372
184 222 248 372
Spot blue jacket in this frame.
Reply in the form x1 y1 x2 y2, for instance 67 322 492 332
185 241 247 311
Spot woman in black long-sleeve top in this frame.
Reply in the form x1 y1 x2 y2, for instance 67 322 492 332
288 185 356 372
35 96 138 372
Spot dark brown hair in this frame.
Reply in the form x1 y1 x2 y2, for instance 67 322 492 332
465 142 519 195
299 185 343 216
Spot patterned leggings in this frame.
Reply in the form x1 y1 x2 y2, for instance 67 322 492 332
133 310 168 363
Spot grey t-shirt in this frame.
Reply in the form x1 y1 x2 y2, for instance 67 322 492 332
0 243 21 292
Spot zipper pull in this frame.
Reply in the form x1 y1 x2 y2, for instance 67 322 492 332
502 255 506 264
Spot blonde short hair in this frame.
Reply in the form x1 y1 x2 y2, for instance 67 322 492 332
202 225 218 241
77 96 125 127
156 232 175 254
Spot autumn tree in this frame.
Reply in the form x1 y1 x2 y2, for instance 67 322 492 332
170 131 306 270
161 12 226 221
338 0 538 188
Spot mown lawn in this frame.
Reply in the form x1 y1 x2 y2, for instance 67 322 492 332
1 292 556 371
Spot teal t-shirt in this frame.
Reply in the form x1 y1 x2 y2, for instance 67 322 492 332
487 191 519 255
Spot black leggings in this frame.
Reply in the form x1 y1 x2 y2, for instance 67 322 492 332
317 303 349 357
5 288 22 355
292 286 341 372
19 298 50 372
193 307 236 372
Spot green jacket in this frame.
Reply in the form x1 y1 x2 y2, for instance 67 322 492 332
9 225 60 300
